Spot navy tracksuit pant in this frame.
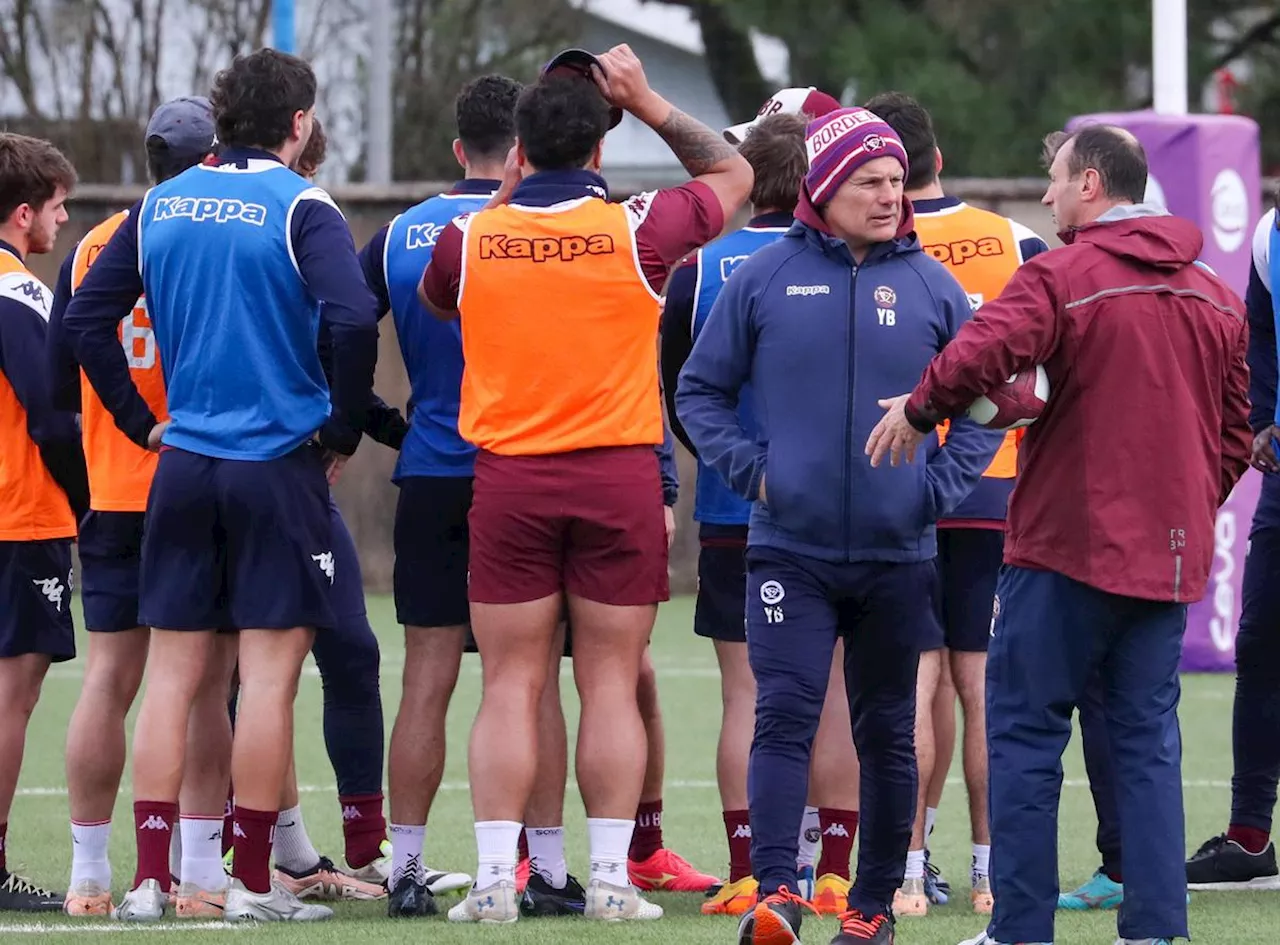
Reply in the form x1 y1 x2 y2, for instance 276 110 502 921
745 546 936 916
1230 521 1280 834
1078 673 1122 881
987 565 1188 944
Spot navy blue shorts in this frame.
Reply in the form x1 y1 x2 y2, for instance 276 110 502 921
931 527 1005 652
695 523 748 642
0 539 75 661
394 476 472 629
139 445 335 632
79 511 145 633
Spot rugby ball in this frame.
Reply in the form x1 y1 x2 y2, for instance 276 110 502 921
966 365 1050 430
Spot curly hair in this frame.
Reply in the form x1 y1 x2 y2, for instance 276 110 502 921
294 117 327 178
515 76 611 171
211 48 317 151
0 133 77 224
456 75 522 162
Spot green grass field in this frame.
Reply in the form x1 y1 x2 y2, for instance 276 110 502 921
1 594 1270 943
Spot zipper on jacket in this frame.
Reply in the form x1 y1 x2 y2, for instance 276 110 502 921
843 263 857 561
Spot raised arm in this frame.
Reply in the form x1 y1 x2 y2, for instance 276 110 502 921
592 45 751 223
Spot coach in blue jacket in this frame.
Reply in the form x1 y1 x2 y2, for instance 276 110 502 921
677 108 1001 945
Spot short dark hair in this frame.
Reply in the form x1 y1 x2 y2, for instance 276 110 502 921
145 139 206 184
294 117 327 178
515 76 610 172
863 91 937 190
211 48 317 151
457 75 522 163
0 133 77 224
738 113 808 213
1042 125 1147 203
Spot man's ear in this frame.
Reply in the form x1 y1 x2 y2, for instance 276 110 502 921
452 139 467 170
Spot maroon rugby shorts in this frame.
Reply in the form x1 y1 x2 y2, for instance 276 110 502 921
468 446 670 606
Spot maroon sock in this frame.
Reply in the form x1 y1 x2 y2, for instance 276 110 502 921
340 793 387 869
630 800 664 861
518 829 529 861
232 806 278 894
723 810 752 883
133 801 179 889
817 808 858 881
1228 824 1271 855
221 788 235 857
0 821 7 874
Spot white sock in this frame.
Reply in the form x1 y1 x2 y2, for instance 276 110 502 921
905 848 926 881
169 821 183 881
272 805 321 874
925 806 938 841
389 823 426 888
474 821 522 891
587 818 634 887
797 806 820 869
179 816 228 891
527 826 568 889
972 843 991 879
69 820 112 889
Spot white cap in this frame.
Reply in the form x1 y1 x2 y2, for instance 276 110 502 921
722 87 843 145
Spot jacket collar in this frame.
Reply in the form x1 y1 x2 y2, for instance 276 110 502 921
510 169 609 208
451 178 501 195
217 147 284 168
0 239 23 264
1058 201 1169 244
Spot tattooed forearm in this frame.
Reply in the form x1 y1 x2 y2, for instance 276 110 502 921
654 107 740 177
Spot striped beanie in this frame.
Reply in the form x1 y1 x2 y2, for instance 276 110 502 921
805 108 909 205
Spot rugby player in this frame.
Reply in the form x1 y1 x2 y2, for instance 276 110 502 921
63 49 378 922
0 132 85 912
418 45 751 922
48 97 241 919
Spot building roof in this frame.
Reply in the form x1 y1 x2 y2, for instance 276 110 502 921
575 0 789 83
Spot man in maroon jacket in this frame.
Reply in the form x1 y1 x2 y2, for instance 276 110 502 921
866 124 1252 945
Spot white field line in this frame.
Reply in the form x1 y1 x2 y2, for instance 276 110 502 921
0 922 243 933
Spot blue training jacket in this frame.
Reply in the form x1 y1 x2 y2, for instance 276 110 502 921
1249 208 1280 529
687 219 790 525
676 214 1003 564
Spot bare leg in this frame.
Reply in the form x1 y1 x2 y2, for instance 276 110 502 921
66 630 148 823
927 650 958 832
950 650 990 846
133 631 217 803
387 627 465 826
525 622 569 829
469 597 561 821
568 597 655 819
181 634 238 817
714 640 754 813
637 650 664 804
0 654 53 828
810 640 861 811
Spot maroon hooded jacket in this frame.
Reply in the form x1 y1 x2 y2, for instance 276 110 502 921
905 207 1252 603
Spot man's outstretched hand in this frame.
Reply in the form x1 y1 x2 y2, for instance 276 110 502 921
865 395 927 468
